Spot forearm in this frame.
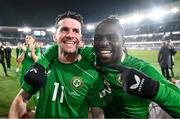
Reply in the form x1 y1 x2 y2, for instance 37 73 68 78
91 107 104 119
17 52 25 63
153 83 180 117
9 89 30 118
31 51 38 62
9 99 27 118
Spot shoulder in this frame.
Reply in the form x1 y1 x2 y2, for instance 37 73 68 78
123 54 149 69
76 58 99 80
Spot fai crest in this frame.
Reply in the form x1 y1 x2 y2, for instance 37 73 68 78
71 76 83 89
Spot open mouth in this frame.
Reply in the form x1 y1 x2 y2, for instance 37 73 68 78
64 41 76 44
99 50 112 57
100 50 112 54
63 40 78 47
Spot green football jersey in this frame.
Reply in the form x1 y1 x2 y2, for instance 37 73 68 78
22 57 106 118
80 47 180 118
19 47 41 85
35 44 180 118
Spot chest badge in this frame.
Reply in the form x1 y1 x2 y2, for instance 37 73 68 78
71 76 83 89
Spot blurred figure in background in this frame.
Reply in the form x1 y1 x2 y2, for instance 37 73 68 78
38 42 46 55
5 42 12 70
166 39 177 78
158 38 177 81
0 42 8 76
16 34 41 109
17 34 41 85
16 42 22 72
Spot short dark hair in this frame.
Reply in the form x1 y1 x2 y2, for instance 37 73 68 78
95 17 124 37
95 17 125 45
55 11 84 30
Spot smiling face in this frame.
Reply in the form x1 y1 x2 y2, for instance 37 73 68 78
94 18 124 64
25 35 35 45
54 18 82 55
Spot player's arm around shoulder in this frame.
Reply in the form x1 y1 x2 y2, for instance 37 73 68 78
36 44 58 69
9 89 32 118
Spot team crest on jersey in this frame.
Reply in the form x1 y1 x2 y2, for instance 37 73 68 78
116 74 123 87
71 76 83 89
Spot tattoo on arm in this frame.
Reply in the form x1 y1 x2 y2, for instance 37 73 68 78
91 107 104 119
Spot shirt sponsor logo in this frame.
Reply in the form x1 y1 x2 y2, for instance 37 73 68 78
30 68 37 73
130 74 144 92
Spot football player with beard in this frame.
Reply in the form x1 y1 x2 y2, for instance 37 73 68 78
9 11 105 118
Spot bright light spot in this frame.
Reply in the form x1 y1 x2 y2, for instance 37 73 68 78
33 30 46 36
119 18 126 24
46 27 55 33
41 31 46 36
147 8 168 20
171 7 178 13
33 31 41 36
23 27 31 33
130 14 144 23
17 27 31 33
86 24 95 30
148 34 153 37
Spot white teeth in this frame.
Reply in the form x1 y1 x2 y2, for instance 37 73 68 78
100 51 111 53
65 41 74 44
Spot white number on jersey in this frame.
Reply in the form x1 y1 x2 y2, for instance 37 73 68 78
52 82 64 103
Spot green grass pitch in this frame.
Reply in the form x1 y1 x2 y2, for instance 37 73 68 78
0 49 179 116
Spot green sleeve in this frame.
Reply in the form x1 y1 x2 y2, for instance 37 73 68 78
21 82 35 95
79 47 96 64
36 44 58 69
153 83 180 117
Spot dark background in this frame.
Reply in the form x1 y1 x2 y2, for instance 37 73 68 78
0 0 176 27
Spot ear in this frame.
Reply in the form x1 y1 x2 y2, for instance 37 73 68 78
53 33 57 42
79 40 84 48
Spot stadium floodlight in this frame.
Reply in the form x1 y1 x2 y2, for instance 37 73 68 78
18 27 31 33
46 27 55 33
86 24 95 30
129 14 144 23
119 14 144 24
147 8 168 20
148 33 153 37
171 7 178 13
118 18 126 24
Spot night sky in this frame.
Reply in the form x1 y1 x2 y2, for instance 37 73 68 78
0 0 176 27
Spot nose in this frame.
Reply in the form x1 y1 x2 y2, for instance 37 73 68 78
66 30 75 38
101 39 110 46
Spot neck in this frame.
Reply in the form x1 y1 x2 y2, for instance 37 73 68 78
58 51 81 64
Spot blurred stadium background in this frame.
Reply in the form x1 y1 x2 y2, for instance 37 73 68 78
0 1 180 118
